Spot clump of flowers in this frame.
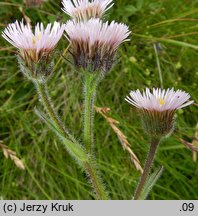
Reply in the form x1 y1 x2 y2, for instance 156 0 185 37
2 21 65 79
65 18 130 73
125 88 193 138
62 0 114 21
1 0 196 201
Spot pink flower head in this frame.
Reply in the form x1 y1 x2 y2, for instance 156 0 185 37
125 88 194 112
2 20 65 65
125 88 194 137
65 18 131 72
62 0 114 21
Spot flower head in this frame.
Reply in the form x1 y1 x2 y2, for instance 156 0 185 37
62 0 113 21
65 18 130 72
2 21 65 80
2 21 65 65
125 88 194 137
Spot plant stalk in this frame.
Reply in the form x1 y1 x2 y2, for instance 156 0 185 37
34 79 108 199
134 137 160 200
83 73 97 152
34 79 76 143
84 161 108 200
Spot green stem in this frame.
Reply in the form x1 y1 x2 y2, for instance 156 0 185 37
33 79 76 143
82 73 108 198
83 73 97 152
134 137 160 200
84 161 108 200
33 79 108 199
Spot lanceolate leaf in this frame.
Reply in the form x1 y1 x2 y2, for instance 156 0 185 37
139 166 164 200
34 108 88 164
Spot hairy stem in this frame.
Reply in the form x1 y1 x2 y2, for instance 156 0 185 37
84 160 108 200
34 79 76 143
82 73 108 199
83 73 97 152
34 79 108 199
134 137 160 200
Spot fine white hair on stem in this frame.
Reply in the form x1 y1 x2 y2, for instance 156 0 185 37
125 88 194 112
62 0 114 21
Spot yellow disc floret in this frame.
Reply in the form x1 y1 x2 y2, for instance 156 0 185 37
159 98 165 106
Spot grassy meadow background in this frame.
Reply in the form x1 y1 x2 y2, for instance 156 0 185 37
0 0 198 199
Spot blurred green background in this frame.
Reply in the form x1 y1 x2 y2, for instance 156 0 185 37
0 0 197 200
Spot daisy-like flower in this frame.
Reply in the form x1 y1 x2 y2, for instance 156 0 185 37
62 0 113 21
65 18 130 72
2 20 65 79
125 88 194 137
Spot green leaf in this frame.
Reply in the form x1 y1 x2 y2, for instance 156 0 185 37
136 0 144 10
161 39 198 50
123 5 138 15
139 166 164 200
34 108 88 164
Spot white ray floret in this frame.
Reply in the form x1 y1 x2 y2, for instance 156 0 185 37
62 0 114 21
2 20 65 59
65 18 130 52
125 88 194 112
